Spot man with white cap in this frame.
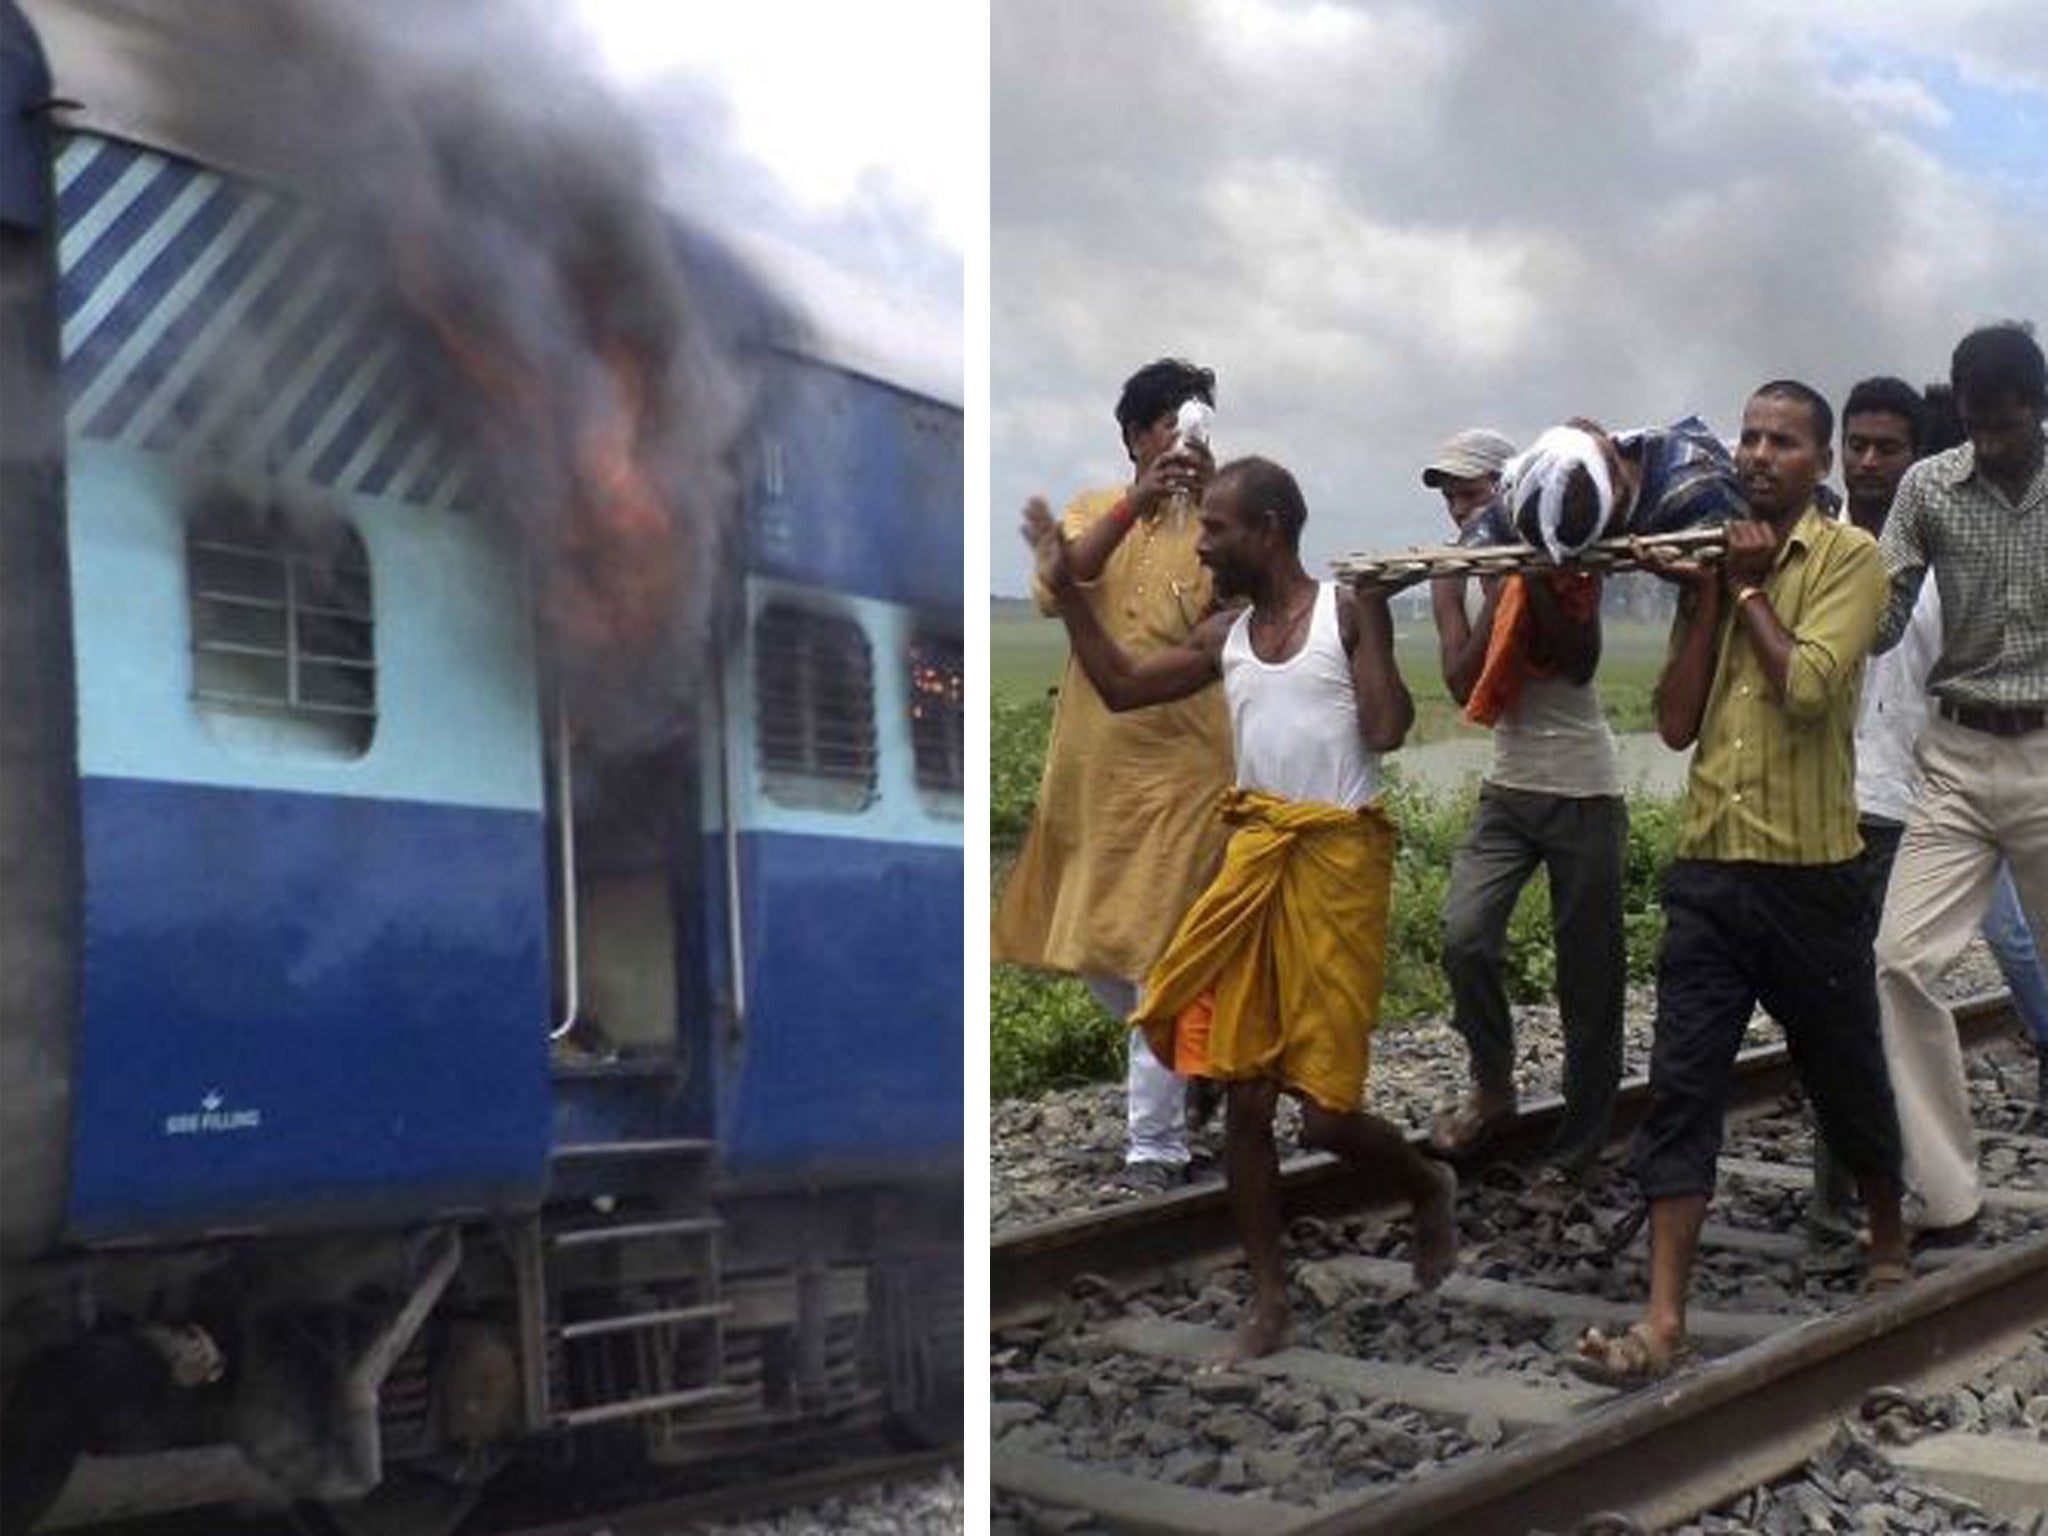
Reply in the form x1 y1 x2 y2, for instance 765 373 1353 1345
1422 429 1626 1187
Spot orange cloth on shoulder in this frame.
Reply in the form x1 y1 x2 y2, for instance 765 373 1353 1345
1462 572 1600 727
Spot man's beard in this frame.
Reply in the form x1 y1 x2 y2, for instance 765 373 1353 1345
1209 562 1249 601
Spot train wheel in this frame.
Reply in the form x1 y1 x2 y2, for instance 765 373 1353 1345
291 1472 480 1536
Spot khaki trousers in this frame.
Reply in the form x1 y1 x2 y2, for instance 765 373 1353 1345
1874 714 2048 1228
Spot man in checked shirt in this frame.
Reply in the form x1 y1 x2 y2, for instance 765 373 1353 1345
1872 322 2048 1245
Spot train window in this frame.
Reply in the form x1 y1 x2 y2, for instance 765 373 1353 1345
908 633 964 806
186 501 376 758
754 604 876 811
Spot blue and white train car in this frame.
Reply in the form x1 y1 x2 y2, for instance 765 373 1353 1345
0 5 961 1532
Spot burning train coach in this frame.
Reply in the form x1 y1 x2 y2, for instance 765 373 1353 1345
0 4 962 1532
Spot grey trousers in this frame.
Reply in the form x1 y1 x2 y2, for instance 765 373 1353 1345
1442 783 1627 1176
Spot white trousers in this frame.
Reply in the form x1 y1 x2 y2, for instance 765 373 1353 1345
1875 715 2048 1228
1083 974 1188 1167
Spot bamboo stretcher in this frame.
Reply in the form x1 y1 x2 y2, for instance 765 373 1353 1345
1330 526 1729 586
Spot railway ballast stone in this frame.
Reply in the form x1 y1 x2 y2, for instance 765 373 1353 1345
688 1465 964 1536
1882 1433 2048 1523
1190 1371 1260 1404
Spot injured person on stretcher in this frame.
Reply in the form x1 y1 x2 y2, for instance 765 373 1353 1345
1457 415 1749 563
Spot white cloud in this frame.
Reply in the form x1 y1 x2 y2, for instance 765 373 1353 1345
575 1 970 254
1835 71 1954 130
1715 0 2048 96
1204 161 1546 367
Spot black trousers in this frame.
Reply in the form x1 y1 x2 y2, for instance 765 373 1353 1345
1852 816 1907 941
1809 816 1910 1223
1633 859 1902 1200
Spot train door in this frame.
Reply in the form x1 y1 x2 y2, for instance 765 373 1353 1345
544 698 719 1147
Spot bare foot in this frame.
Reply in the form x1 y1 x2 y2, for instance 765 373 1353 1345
1216 1299 1290 1366
1411 1159 1459 1291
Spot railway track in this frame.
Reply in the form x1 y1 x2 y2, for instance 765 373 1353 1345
991 992 2048 1534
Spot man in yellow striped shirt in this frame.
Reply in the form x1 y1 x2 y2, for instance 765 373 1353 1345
1575 381 1908 1386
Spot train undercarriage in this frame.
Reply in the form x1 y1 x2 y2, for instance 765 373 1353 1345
0 1174 960 1536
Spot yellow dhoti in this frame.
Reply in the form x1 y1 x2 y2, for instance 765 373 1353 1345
1132 788 1394 1113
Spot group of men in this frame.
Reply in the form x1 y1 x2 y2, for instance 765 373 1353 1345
996 323 2048 1377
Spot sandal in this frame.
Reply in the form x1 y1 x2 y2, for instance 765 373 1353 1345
1429 1092 1516 1157
1566 1322 1685 1388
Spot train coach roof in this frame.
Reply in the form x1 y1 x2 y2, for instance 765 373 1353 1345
724 228 961 409
14 0 960 411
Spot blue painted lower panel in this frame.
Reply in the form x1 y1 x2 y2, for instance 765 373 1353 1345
722 832 961 1176
68 776 552 1241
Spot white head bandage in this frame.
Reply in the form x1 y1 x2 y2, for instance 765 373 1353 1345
1503 426 1614 562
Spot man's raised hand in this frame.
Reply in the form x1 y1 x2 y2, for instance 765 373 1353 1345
1022 497 1072 593
1130 439 1211 518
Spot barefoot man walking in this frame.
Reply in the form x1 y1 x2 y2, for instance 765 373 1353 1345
1026 455 1460 1362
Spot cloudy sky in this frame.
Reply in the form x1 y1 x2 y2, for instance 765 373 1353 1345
991 0 2048 593
575 1 968 401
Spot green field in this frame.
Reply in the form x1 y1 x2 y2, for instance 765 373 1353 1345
992 597 1671 742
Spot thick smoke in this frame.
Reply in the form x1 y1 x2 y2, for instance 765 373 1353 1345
61 0 800 749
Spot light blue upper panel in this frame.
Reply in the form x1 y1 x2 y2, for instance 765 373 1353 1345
69 444 542 811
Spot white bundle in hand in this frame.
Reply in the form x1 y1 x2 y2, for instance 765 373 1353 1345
1174 398 1213 450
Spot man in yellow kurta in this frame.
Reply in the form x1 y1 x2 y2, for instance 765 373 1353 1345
993 359 1235 1188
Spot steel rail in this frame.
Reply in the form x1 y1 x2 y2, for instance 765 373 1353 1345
993 992 2017 1326
1286 1230 2048 1535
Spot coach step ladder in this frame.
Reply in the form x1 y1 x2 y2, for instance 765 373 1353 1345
521 1140 743 1431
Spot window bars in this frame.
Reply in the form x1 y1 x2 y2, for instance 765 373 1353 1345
754 604 877 812
187 523 376 755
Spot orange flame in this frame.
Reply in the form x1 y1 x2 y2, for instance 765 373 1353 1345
554 343 678 649
398 246 681 655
